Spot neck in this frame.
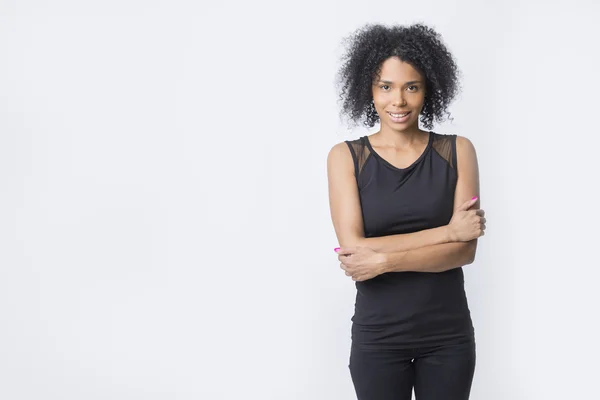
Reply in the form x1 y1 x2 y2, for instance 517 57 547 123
375 123 428 148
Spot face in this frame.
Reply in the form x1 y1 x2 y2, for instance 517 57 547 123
371 57 426 131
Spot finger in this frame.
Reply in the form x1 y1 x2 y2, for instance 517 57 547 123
480 217 486 224
481 223 486 231
340 262 352 272
457 197 478 212
338 254 353 262
345 271 352 276
475 209 485 217
337 247 359 256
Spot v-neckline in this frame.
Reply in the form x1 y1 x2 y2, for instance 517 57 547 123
364 131 434 171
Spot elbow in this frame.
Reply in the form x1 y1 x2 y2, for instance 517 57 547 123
465 254 475 266
464 240 478 265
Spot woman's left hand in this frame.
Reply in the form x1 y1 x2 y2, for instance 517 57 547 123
337 246 387 281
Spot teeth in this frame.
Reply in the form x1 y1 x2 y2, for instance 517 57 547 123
390 112 409 118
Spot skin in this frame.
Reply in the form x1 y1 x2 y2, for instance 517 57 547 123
370 56 430 160
327 56 486 281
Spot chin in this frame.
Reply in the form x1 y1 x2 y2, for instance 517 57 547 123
384 119 418 131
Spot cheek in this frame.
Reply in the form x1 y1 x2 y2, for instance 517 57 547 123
372 93 389 110
409 92 426 104
371 98 383 113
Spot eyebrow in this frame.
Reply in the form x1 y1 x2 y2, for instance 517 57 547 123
377 80 422 85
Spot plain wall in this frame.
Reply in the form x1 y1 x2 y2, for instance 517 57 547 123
1 0 599 398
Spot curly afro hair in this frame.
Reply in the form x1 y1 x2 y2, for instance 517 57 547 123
336 23 461 130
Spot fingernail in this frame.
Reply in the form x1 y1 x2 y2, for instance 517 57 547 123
334 247 340 252
472 196 478 200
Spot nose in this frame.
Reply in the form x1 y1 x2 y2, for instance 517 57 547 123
392 89 407 107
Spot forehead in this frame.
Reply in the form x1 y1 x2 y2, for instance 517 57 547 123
377 57 422 81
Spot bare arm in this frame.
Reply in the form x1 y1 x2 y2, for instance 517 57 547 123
327 142 455 253
361 226 452 253
379 136 483 273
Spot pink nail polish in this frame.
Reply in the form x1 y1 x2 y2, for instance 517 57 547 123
472 196 478 200
334 247 340 252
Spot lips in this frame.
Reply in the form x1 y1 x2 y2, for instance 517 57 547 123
388 111 411 117
387 111 412 123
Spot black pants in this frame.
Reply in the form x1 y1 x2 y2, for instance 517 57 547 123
349 340 476 400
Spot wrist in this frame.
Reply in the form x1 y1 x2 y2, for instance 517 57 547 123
444 225 456 242
377 252 390 274
378 251 409 273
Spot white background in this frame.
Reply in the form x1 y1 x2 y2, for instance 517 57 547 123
1 1 599 399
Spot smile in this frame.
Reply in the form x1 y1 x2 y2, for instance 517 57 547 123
387 111 411 123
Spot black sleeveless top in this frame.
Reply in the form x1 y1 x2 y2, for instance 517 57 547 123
345 132 474 350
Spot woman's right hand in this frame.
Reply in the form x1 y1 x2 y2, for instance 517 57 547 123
447 197 486 242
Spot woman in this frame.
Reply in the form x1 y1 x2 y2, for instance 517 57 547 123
327 23 486 400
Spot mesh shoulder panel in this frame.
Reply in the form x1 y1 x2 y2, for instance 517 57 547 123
432 133 457 169
344 137 372 178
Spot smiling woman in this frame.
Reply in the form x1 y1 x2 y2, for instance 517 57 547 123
336 23 460 131
328 23 486 400
373 60 426 128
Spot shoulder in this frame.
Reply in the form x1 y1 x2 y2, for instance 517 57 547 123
455 135 476 152
328 137 365 158
327 141 356 172
454 135 478 170
328 141 351 159
432 132 474 148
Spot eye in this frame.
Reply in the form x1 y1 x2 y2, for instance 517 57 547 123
379 85 390 91
407 85 419 92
